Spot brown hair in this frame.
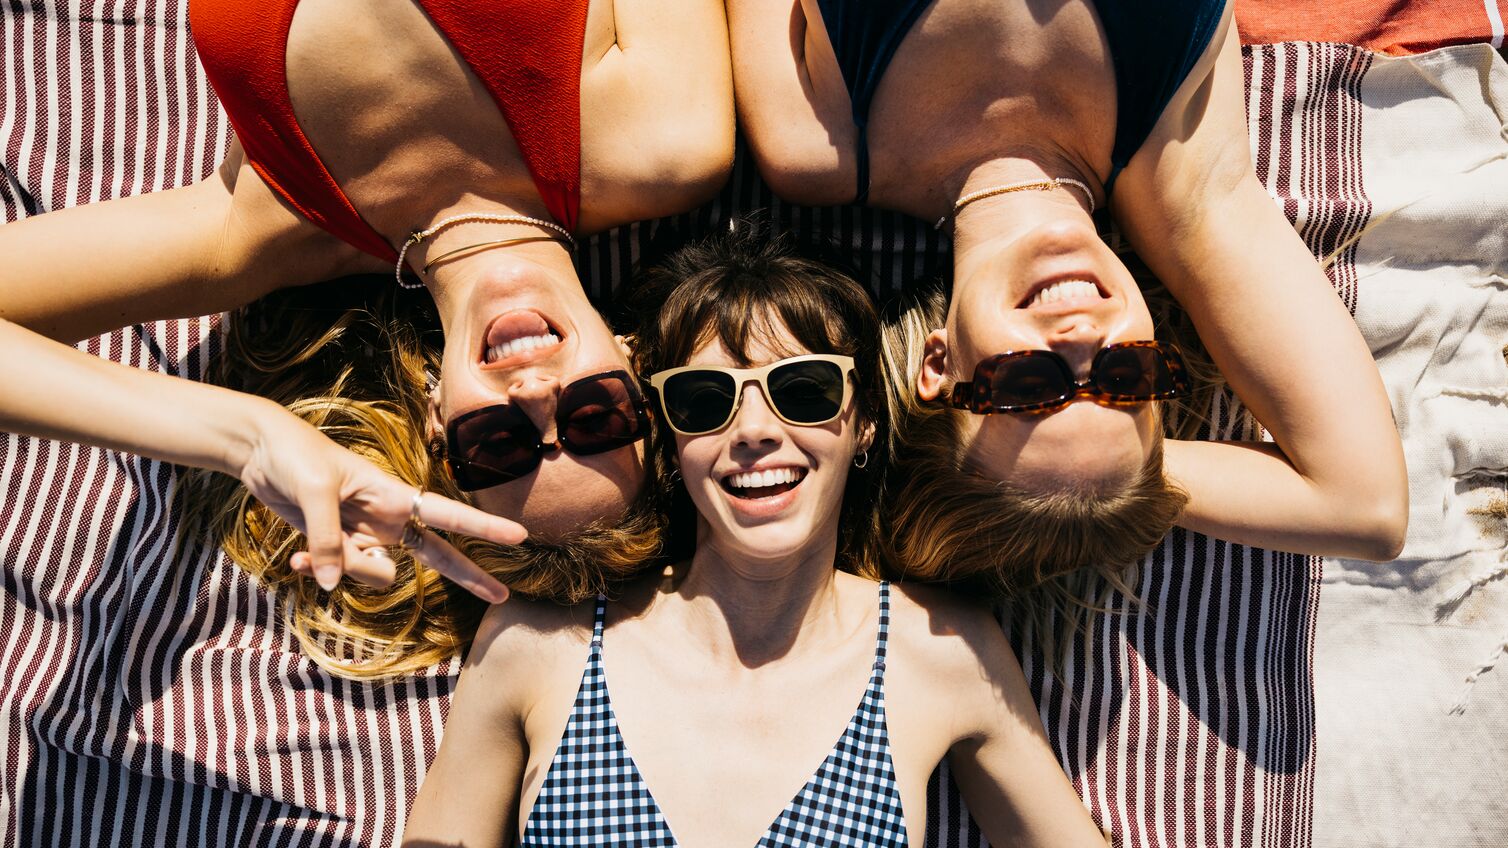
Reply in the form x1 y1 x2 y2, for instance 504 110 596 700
178 276 661 680
878 285 1192 655
627 222 889 574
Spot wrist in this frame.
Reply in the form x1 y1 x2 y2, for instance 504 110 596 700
209 390 288 481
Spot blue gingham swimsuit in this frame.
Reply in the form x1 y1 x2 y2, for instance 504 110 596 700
519 581 907 847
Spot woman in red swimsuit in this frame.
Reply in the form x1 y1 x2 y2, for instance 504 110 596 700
0 0 734 672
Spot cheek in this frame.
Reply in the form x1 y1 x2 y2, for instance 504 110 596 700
437 347 483 422
672 435 716 479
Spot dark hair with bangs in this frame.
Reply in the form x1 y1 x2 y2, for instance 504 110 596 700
628 220 889 574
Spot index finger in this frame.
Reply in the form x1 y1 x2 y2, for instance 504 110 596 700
416 493 528 546
409 529 510 604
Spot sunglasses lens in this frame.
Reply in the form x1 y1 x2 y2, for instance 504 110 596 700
768 359 846 424
990 354 1073 408
559 375 645 454
447 405 541 490
1096 345 1178 397
661 370 738 433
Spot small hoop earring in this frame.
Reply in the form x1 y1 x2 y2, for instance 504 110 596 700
853 450 869 469
668 468 682 484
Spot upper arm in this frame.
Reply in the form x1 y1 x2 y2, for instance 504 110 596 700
0 140 379 344
918 604 1105 847
723 0 857 204
578 0 735 222
401 605 536 848
1110 14 1407 559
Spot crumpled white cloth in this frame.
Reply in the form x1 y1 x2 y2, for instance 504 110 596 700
1315 43 1508 848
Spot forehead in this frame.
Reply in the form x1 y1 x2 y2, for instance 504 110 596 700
686 312 815 367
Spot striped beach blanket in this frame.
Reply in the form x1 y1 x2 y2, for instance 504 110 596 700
3 3 1504 846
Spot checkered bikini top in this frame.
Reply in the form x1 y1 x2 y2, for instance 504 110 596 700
519 581 907 847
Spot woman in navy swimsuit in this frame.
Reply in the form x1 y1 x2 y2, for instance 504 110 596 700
402 227 1108 847
729 0 1407 606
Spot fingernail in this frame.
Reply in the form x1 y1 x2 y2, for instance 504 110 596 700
316 566 339 592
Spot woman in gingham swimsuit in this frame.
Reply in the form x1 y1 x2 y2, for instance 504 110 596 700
402 226 1107 847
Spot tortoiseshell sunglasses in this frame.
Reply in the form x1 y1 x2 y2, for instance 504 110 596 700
945 340 1188 415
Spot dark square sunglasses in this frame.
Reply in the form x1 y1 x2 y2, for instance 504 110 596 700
946 340 1189 415
445 369 650 491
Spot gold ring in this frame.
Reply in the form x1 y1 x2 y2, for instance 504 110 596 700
401 491 429 550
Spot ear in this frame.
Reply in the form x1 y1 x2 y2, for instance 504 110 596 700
856 416 877 455
916 328 950 402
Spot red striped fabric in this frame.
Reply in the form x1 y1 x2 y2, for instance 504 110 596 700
1 2 1387 846
1 3 450 847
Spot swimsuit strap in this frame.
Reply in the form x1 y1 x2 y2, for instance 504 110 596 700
873 581 891 674
1095 0 1225 197
590 593 608 651
815 0 934 205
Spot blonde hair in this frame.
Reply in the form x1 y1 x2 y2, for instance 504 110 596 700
878 285 1192 656
178 276 661 680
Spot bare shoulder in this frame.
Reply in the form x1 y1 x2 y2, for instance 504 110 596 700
885 583 1020 687
466 596 596 707
1115 3 1249 235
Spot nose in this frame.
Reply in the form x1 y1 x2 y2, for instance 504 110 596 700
729 382 784 449
1041 317 1109 380
508 373 562 444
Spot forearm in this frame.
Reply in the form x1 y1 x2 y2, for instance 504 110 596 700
1165 438 1405 560
0 318 271 476
1113 25 1406 560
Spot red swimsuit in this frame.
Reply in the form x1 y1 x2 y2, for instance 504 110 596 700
191 0 587 262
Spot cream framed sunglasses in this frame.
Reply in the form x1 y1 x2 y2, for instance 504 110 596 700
647 354 857 436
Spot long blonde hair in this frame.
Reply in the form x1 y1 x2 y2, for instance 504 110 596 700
878 283 1205 656
179 276 662 680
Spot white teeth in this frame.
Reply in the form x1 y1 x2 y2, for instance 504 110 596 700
1029 280 1101 307
727 467 804 489
485 332 559 363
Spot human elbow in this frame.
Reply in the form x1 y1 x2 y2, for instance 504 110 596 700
1343 495 1409 562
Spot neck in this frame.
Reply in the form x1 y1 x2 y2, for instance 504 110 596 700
408 196 572 283
423 231 584 325
670 534 847 668
947 160 1098 284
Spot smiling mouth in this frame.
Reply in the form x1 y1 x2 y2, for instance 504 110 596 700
720 467 807 500
481 309 564 366
1018 278 1108 309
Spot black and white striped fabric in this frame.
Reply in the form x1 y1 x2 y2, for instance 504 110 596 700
520 583 906 847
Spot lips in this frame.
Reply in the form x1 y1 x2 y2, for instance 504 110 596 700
720 466 807 500
480 309 564 367
1017 277 1109 310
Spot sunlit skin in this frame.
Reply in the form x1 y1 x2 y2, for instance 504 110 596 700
422 239 645 539
403 296 1110 848
0 0 747 594
673 324 873 573
918 194 1159 493
729 1 1408 558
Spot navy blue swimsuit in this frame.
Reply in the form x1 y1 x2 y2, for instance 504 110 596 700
815 0 1227 201
519 582 907 847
